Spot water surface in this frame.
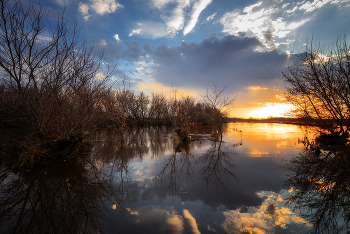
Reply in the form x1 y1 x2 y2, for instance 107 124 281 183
0 123 323 233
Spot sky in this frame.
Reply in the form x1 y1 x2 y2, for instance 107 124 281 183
31 0 350 118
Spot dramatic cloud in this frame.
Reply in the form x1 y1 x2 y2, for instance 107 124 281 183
220 4 311 48
79 0 123 20
93 38 142 62
129 0 213 39
143 35 292 93
219 0 346 48
222 191 310 233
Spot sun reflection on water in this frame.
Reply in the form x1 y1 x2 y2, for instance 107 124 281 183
225 122 318 157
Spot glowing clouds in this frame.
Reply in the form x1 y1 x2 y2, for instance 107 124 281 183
221 191 310 233
166 215 184 234
183 209 201 234
248 86 268 91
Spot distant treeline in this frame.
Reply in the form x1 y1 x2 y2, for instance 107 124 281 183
0 0 233 168
229 117 304 124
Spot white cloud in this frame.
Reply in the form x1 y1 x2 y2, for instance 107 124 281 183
128 29 142 37
243 1 262 13
282 3 290 8
78 0 123 19
79 3 90 20
130 0 213 39
113 33 121 41
165 1 190 35
206 12 217 21
220 1 313 47
284 5 299 15
299 0 333 12
151 0 180 9
183 0 213 35
130 0 190 39
90 0 123 15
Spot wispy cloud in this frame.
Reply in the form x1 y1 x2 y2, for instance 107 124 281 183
183 0 213 35
299 0 333 12
219 0 340 48
130 0 213 39
128 22 169 38
247 86 268 91
206 12 217 21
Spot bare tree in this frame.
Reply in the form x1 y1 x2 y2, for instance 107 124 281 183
201 83 236 141
0 0 114 167
285 148 350 234
148 92 168 125
282 36 350 145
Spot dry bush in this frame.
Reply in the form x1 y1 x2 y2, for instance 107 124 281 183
0 0 114 167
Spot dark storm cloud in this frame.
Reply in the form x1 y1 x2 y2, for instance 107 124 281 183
93 39 143 62
123 40 143 61
143 35 291 92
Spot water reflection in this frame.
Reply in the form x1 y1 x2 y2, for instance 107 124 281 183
285 148 350 233
154 140 237 196
0 147 126 234
222 190 309 234
0 123 318 233
198 141 237 189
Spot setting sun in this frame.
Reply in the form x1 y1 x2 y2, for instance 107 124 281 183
247 103 294 118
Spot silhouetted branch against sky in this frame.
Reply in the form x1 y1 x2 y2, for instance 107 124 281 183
20 0 350 117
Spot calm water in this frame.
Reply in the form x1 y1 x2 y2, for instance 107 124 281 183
1 122 347 234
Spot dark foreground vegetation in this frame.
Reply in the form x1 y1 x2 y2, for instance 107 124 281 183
282 36 350 147
0 0 234 169
285 145 350 234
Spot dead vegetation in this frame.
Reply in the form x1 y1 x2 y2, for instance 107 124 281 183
0 0 235 169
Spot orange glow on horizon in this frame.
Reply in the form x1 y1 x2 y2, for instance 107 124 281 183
233 103 294 118
137 82 197 98
136 82 294 119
